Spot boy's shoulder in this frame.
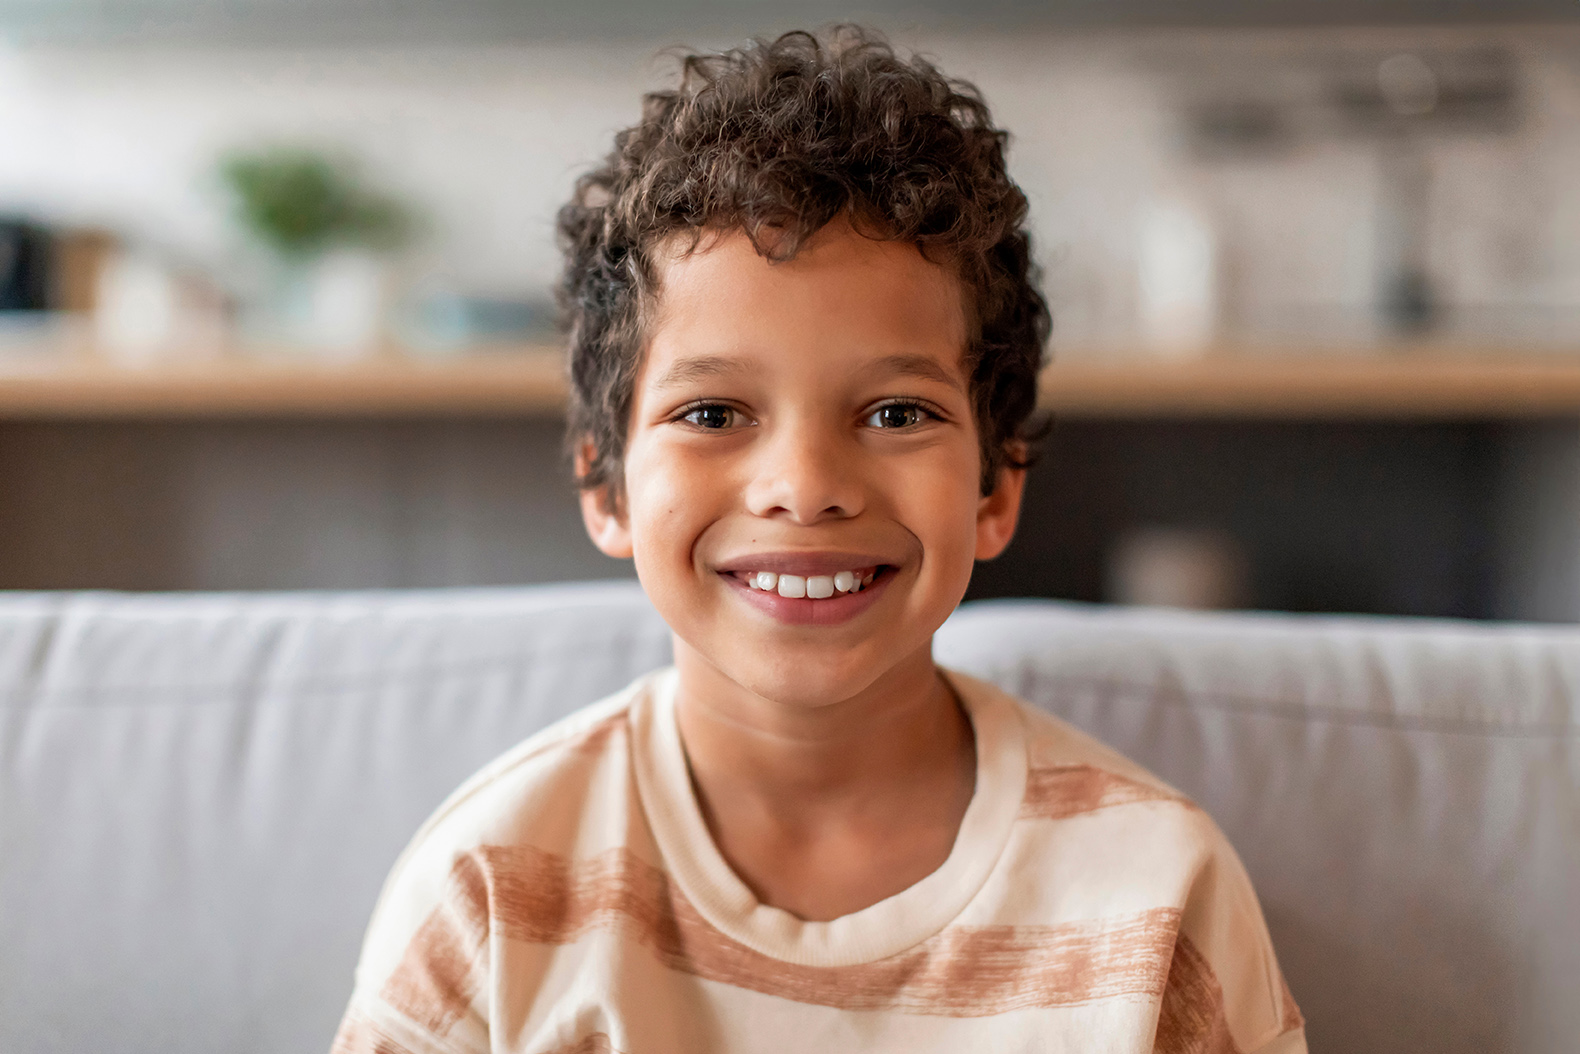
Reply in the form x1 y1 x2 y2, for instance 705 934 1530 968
350 673 656 978
949 668 1237 887
950 670 1303 1053
947 667 1194 812
397 672 650 856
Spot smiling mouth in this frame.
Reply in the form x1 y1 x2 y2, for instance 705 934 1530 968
731 566 882 599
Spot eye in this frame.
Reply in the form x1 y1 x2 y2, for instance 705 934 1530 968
864 402 931 429
681 404 743 430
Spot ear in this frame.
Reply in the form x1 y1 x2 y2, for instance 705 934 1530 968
575 439 634 559
580 487 633 558
974 462 1026 562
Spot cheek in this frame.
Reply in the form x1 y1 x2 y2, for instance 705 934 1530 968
895 444 986 560
623 439 720 562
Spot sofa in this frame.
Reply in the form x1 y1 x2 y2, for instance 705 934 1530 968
0 581 1574 1053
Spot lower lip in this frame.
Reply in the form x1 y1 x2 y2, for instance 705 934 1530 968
723 569 892 626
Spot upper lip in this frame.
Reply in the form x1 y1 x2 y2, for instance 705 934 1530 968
713 551 893 576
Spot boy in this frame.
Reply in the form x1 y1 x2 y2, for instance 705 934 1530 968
334 28 1305 1054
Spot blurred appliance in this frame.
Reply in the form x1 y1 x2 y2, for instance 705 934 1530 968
1176 45 1521 337
1330 47 1520 333
0 220 51 311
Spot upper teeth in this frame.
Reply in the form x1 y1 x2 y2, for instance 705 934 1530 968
749 570 876 598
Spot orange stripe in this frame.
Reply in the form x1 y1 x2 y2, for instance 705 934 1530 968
547 1034 619 1054
1020 765 1187 820
482 844 1181 1016
1154 933 1242 1054
380 853 492 1036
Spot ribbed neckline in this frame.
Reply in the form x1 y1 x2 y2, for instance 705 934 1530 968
630 667 1028 968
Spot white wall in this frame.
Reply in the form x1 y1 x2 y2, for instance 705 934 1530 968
3 25 1580 347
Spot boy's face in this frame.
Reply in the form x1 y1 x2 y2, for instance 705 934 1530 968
582 223 1024 709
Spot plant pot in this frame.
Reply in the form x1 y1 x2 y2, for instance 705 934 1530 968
253 249 388 359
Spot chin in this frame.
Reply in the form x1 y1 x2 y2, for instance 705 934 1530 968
740 669 882 710
730 641 911 708
660 584 958 707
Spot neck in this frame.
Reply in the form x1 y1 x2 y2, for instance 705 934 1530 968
671 637 974 832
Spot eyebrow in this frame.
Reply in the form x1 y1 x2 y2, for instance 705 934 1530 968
651 351 965 391
652 355 750 389
870 353 966 393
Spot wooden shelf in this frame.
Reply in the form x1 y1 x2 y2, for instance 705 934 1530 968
6 345 1580 420
0 349 570 419
1039 353 1580 419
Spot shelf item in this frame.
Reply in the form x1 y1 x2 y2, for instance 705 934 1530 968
6 345 1580 419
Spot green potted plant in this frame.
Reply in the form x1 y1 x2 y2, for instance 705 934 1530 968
220 147 413 357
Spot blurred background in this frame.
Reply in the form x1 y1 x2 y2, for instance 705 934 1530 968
4 0 1580 618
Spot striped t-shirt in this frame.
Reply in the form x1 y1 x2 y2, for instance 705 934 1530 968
333 668 1306 1054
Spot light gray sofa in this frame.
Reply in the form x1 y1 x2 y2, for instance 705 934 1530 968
0 581 1575 1053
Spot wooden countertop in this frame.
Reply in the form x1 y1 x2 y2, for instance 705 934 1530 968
5 344 1580 419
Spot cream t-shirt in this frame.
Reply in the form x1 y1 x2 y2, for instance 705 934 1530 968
333 668 1305 1054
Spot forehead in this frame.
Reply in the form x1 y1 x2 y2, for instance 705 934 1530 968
642 224 970 386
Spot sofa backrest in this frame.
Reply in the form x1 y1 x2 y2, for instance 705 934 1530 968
0 583 1575 1054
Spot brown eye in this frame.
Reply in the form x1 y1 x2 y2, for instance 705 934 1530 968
867 403 924 429
684 405 738 429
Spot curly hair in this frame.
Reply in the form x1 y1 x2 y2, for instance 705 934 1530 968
557 26 1049 502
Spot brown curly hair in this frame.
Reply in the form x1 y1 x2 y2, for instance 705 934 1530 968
557 26 1049 501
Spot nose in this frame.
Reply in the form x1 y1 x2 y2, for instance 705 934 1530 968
743 419 864 524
